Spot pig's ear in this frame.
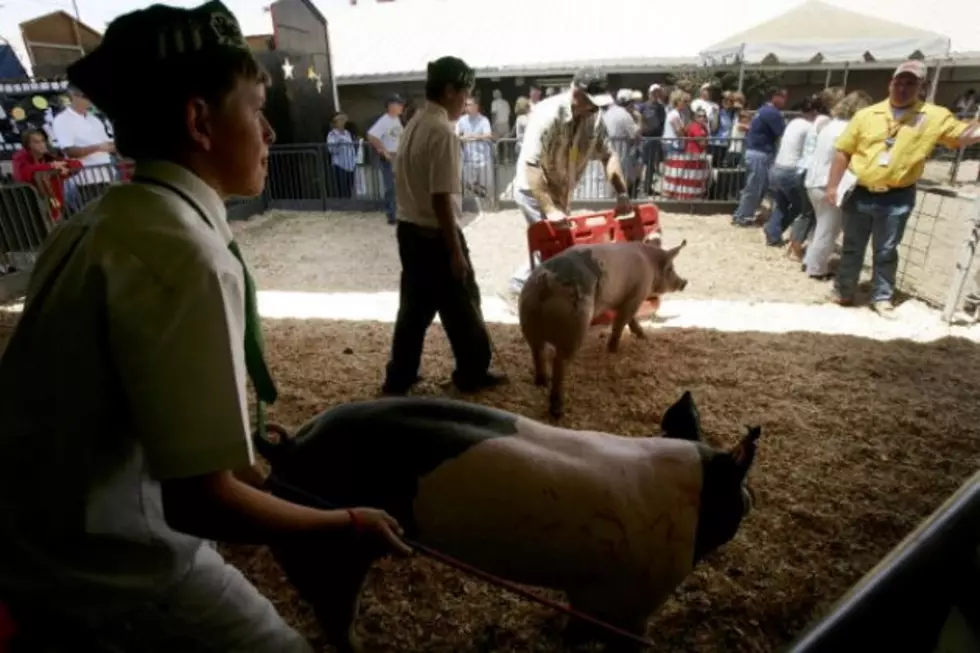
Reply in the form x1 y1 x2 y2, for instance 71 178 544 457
643 230 663 245
661 390 703 441
666 239 688 260
729 425 762 479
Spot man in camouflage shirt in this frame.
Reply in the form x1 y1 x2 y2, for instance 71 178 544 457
509 67 631 292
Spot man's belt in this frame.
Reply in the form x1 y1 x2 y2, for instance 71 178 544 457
858 183 915 194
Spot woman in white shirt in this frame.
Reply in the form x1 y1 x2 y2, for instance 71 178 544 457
326 112 357 198
512 96 531 155
786 88 844 259
662 89 690 155
763 96 818 246
803 91 874 279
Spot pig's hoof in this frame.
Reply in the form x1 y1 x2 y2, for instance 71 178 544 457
607 341 620 354
533 373 548 387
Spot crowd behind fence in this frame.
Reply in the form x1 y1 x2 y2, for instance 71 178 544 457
1 137 978 320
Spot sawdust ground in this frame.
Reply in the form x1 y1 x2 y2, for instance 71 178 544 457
207 318 980 653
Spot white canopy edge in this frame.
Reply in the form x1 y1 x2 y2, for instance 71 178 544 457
701 36 951 66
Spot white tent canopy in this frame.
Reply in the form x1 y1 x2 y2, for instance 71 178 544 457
699 0 951 66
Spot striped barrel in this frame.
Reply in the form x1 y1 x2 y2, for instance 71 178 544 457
662 152 710 200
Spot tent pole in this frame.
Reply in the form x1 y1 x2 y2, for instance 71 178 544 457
842 63 849 92
736 44 746 93
824 68 832 89
927 59 943 103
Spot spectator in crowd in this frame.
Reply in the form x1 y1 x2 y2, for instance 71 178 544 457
662 89 690 155
952 89 976 117
732 87 788 227
52 85 116 214
637 83 666 195
786 88 844 260
383 56 506 395
724 93 749 166
326 111 357 199
367 94 406 225
508 67 631 291
605 89 642 197
662 107 711 200
11 129 77 219
691 83 720 147
529 85 542 107
764 95 820 246
708 90 734 168
0 3 410 652
512 96 531 153
490 89 511 138
827 60 980 317
803 90 874 280
685 108 710 155
455 96 494 198
12 129 70 185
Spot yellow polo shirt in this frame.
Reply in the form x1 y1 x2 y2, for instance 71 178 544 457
835 100 969 190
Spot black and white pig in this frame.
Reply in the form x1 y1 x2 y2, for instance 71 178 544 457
257 391 761 652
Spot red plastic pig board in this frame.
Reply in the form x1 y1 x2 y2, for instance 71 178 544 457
526 204 662 326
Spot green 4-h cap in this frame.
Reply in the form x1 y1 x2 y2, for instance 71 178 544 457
67 0 251 120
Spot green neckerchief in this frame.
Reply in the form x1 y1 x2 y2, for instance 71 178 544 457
227 240 277 440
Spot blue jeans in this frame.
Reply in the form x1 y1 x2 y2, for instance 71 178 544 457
788 171 816 244
834 186 916 303
733 149 773 223
380 158 396 223
764 165 804 244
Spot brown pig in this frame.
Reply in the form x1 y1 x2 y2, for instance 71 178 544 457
518 239 688 418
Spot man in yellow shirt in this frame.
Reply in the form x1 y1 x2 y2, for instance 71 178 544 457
826 60 980 317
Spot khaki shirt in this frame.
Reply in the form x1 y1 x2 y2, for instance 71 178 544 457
394 102 463 228
0 160 252 615
513 91 614 211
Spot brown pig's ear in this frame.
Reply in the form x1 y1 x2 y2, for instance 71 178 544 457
667 239 687 259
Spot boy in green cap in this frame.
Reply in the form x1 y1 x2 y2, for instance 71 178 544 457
0 2 409 651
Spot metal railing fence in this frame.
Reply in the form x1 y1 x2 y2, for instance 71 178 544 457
2 137 978 321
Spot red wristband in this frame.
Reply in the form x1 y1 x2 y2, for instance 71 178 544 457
347 509 363 535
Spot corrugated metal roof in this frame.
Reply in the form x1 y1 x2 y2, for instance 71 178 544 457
325 0 976 84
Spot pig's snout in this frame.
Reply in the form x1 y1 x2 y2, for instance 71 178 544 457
677 278 688 292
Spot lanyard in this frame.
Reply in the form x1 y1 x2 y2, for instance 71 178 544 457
884 106 921 146
131 175 278 440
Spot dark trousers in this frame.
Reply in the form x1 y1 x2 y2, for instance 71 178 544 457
642 137 663 192
788 171 816 244
384 222 492 390
330 166 356 198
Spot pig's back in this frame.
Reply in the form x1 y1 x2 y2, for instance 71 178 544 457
413 420 702 591
266 397 522 528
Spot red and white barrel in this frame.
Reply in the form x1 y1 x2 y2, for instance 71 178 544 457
662 152 710 200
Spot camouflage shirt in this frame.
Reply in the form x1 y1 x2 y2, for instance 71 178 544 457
514 91 614 211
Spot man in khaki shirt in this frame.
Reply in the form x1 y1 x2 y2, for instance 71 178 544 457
0 3 408 651
382 56 506 395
